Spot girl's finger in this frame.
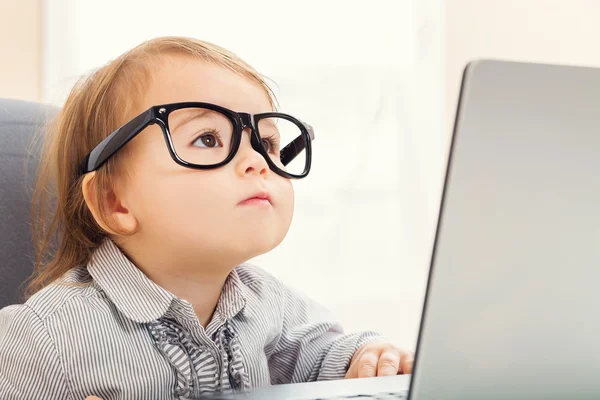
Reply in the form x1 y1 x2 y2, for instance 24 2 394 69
399 351 414 374
376 348 400 376
356 349 380 378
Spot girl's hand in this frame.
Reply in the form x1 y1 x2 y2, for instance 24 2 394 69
83 343 413 396
345 342 414 379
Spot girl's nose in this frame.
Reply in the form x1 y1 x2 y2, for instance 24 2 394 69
235 128 269 177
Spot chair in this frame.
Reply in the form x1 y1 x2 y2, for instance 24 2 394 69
0 98 58 308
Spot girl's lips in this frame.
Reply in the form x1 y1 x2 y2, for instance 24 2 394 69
238 192 272 206
239 198 272 206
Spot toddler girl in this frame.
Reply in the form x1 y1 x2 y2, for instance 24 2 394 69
0 37 412 400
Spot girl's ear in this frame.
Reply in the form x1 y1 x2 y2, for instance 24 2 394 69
82 171 139 235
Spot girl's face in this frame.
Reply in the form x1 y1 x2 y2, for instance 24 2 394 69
118 55 294 268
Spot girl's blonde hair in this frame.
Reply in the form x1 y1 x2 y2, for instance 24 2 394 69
26 36 276 298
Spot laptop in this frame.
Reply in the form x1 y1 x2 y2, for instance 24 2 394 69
209 59 600 399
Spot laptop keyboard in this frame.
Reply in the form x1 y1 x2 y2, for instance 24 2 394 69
305 392 408 400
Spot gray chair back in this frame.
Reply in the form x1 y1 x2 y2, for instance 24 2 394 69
0 98 58 308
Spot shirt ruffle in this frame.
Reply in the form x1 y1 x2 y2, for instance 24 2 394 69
148 317 250 399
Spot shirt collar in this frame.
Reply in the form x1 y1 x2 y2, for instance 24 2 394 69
87 239 248 324
213 266 250 322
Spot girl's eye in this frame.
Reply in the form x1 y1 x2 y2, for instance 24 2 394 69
261 138 272 152
192 132 221 148
261 136 280 154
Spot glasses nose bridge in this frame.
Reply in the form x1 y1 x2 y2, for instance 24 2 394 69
237 112 264 156
238 112 254 130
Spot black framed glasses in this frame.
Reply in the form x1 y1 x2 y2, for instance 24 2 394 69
78 102 315 179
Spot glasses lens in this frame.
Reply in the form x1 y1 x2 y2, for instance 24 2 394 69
168 107 234 166
257 117 308 176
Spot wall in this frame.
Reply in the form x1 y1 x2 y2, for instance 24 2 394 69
9 0 600 350
445 0 600 144
42 0 444 348
0 0 43 101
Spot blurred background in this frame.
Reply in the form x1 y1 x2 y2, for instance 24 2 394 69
2 0 600 349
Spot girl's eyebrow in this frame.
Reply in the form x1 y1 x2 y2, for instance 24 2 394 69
260 120 282 139
168 108 214 131
259 118 279 131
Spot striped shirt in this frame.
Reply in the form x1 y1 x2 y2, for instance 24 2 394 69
0 239 384 399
